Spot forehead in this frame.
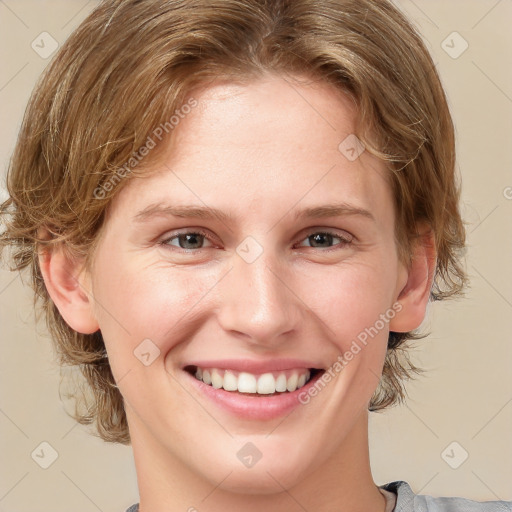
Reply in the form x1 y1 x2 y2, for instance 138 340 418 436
173 74 361 160
108 74 393 228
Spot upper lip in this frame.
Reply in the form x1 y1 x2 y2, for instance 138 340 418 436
182 358 324 374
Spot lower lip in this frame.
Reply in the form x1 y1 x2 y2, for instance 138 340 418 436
183 370 324 421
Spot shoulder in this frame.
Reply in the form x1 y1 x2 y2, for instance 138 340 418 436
125 505 139 512
380 481 512 512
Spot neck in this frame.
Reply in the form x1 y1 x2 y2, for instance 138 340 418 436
129 409 387 512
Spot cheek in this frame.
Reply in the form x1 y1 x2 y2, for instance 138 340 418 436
306 261 397 410
298 259 397 341
91 252 218 356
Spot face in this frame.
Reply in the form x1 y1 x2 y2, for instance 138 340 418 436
86 74 409 492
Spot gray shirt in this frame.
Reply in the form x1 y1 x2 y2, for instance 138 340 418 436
124 481 512 511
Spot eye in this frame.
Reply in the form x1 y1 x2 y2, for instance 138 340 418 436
158 228 353 253
160 230 215 250
295 230 353 250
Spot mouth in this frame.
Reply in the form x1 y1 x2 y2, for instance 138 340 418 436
180 359 328 420
184 365 324 397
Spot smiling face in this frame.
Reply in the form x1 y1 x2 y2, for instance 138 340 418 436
45 73 431 502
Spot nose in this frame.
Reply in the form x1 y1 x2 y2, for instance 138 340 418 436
216 245 302 347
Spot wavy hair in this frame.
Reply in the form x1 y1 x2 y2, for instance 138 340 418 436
0 0 468 443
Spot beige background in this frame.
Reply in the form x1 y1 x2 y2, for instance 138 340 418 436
1 1 511 510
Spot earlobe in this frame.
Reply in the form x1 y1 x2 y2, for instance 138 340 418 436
38 243 99 335
389 227 436 333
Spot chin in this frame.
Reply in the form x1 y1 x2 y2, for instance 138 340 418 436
196 443 313 495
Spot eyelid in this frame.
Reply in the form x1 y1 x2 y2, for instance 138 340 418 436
294 228 354 249
159 228 218 249
159 227 354 252
299 227 353 241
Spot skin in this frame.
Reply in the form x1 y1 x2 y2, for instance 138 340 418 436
39 73 436 512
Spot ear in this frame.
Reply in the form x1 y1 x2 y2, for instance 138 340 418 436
38 241 99 335
389 225 437 332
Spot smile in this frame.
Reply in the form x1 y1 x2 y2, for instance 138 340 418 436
181 359 326 420
186 366 319 395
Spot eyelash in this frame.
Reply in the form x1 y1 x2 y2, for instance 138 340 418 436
158 228 353 253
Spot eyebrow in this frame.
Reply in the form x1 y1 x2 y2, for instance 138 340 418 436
133 202 375 223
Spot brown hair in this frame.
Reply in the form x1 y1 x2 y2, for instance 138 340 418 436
0 0 468 444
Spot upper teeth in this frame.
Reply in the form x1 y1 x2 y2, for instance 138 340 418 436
194 367 311 394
